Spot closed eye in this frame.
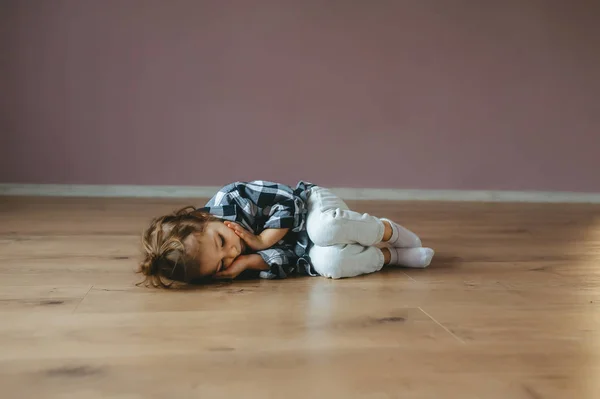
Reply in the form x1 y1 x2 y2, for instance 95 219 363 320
219 234 225 246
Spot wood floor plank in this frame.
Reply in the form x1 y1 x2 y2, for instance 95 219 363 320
0 285 92 300
0 307 460 362
0 349 596 399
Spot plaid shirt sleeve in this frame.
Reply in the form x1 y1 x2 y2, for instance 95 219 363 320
263 198 297 230
256 244 299 279
200 181 302 233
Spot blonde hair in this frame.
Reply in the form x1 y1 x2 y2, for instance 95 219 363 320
138 206 218 288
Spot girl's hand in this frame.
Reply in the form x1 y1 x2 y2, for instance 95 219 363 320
224 222 269 251
213 254 269 280
214 256 249 280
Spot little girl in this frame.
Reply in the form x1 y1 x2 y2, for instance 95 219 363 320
139 181 434 287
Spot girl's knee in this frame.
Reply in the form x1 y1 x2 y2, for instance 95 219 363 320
306 209 345 247
309 246 346 279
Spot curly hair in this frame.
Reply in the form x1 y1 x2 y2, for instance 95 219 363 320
138 206 219 287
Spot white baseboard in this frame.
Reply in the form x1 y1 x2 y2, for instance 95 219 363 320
1 184 600 203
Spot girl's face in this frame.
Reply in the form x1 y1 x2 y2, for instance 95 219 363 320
184 221 246 278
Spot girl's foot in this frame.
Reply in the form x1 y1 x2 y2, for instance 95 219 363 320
381 218 422 248
389 247 434 268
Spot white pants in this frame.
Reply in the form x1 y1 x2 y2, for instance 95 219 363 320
306 186 386 279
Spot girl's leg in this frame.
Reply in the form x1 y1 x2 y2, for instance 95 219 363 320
306 186 421 247
310 244 435 279
309 244 385 279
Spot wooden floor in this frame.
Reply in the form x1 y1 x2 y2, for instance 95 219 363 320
1 196 599 398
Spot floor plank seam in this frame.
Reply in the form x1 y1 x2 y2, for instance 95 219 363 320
418 307 466 344
402 272 416 282
72 285 94 313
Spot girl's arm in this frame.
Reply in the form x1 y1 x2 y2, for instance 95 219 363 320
225 221 289 251
214 254 268 280
256 227 290 250
213 247 298 280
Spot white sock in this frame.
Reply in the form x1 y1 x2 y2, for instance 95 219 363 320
389 247 434 268
381 218 422 248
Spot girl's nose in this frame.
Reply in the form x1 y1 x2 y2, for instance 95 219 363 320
229 244 239 259
224 248 239 268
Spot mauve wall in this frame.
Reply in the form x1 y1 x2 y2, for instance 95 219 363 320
1 0 599 192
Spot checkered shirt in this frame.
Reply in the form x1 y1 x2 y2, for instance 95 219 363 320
197 180 316 279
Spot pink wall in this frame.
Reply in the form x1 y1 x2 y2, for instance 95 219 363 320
1 0 599 192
